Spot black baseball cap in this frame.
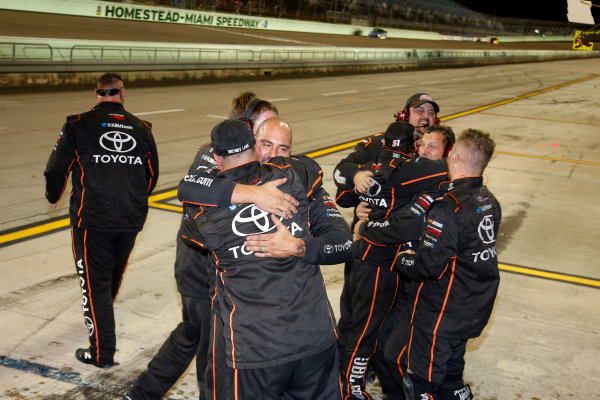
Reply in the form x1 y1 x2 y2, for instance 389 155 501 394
383 121 415 149
211 120 256 156
405 93 440 113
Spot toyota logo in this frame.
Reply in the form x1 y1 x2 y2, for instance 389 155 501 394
477 215 495 244
99 131 137 153
85 316 95 336
367 178 382 197
232 204 279 237
324 245 333 254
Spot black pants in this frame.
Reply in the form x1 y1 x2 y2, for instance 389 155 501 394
405 325 467 388
373 278 417 400
205 305 229 400
338 259 399 400
229 343 341 400
127 295 211 399
71 227 137 364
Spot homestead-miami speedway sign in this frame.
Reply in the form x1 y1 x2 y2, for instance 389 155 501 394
98 3 266 29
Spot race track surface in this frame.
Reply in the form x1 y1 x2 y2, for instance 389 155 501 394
1 9 574 50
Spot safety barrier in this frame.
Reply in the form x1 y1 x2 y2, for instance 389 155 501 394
1 38 598 74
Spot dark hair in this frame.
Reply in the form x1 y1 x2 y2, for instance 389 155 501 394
424 124 455 153
228 91 278 125
457 129 496 171
97 73 123 86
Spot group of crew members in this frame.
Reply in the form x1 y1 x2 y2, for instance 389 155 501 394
44 73 501 400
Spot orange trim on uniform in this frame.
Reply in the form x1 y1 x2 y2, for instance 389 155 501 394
192 207 205 219
335 189 354 203
328 305 339 340
75 151 85 228
198 142 211 152
263 161 292 170
56 158 76 202
396 344 407 378
401 172 447 186
219 270 238 370
360 243 372 260
390 245 403 271
82 230 101 363
428 257 457 381
183 200 218 207
359 236 392 248
146 151 155 193
344 267 381 394
384 187 395 219
234 368 239 400
447 193 461 212
112 246 133 301
306 173 323 198
212 314 217 400
217 160 258 174
407 325 415 371
181 234 205 248
411 283 424 323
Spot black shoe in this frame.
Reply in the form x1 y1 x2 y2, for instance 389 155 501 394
75 348 114 369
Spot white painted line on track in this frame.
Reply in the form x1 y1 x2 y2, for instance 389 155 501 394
267 98 290 102
322 90 358 96
134 109 186 116
378 84 407 90
206 114 229 119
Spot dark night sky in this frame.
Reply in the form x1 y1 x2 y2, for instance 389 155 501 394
455 0 586 23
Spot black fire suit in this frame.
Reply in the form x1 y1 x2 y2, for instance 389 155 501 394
44 101 158 365
333 133 385 191
396 177 501 397
185 157 351 399
336 156 447 400
127 143 216 400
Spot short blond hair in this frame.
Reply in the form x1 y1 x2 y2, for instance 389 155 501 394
455 129 495 173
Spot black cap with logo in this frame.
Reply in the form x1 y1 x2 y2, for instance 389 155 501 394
405 93 440 113
211 120 256 156
383 121 415 149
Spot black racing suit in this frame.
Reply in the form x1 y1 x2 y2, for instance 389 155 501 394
44 101 158 365
336 156 447 400
178 155 351 399
396 177 501 398
185 157 351 399
332 133 385 192
127 143 218 400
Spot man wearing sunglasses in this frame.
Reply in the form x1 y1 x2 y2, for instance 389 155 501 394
44 72 159 369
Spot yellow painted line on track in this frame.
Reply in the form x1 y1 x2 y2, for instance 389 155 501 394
0 190 181 245
441 74 599 121
305 139 365 158
479 112 600 127
149 189 178 201
500 263 600 288
495 151 600 166
0 218 70 245
149 202 183 213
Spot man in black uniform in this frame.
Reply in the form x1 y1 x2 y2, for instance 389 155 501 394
336 122 451 400
350 125 455 400
333 93 440 197
125 96 295 400
44 72 159 368
395 129 501 400
188 120 351 399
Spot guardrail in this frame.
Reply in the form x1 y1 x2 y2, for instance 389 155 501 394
0 40 598 73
